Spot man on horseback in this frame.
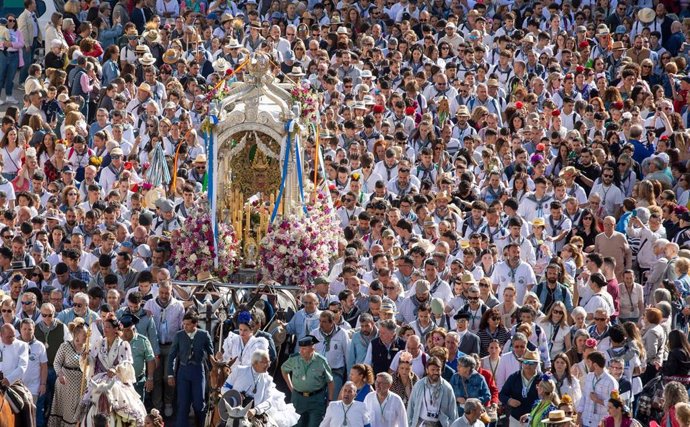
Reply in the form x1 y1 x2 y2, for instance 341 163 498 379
0 323 28 386
219 349 300 427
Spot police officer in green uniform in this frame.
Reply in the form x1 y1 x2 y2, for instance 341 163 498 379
121 313 156 400
281 334 334 427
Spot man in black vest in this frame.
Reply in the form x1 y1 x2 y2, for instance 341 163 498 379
363 319 404 375
167 311 215 427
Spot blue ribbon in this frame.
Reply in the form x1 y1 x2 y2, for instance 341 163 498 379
204 115 219 268
294 132 308 217
270 121 293 222
270 120 308 222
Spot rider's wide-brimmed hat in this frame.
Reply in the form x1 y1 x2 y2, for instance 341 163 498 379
218 390 245 421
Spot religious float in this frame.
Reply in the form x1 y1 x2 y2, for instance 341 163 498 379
171 52 339 289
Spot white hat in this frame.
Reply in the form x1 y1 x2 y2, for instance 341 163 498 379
361 69 375 79
212 57 231 74
289 66 305 76
138 53 156 66
225 38 242 49
336 26 349 35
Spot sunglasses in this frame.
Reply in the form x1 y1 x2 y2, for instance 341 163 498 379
73 303 84 308
552 310 564 314
594 317 606 321
41 313 54 317
1 309 12 313
21 301 34 305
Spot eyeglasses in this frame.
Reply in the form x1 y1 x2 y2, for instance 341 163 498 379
7 19 15 22
1 309 12 313
41 313 53 317
583 217 593 220
73 303 84 308
111 155 122 159
384 286 396 290
68 192 78 196
618 162 627 166
603 174 613 178
21 301 34 305
594 317 607 321
552 310 564 314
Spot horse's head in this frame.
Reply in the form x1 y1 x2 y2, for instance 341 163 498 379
89 379 116 414
209 358 234 391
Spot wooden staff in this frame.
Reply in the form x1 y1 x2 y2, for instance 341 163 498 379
79 325 92 396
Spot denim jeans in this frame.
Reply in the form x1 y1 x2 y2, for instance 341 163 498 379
0 51 19 97
19 41 36 84
37 367 57 427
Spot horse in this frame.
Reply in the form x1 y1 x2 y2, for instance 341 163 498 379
205 357 235 427
216 398 278 427
0 387 15 427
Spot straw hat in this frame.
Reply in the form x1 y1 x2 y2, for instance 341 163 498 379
162 49 180 65
220 12 234 24
138 82 152 94
519 350 540 363
544 411 573 425
143 29 161 44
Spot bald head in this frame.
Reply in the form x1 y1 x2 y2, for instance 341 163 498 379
1 323 15 344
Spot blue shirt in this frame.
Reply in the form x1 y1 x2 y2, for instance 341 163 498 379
629 139 655 164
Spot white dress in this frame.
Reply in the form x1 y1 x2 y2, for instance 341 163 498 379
220 365 300 427
221 332 269 367
81 337 147 425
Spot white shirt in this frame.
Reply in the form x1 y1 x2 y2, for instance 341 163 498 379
0 339 29 384
221 332 269 367
143 297 185 345
320 400 370 427
493 351 521 391
22 339 47 395
583 290 615 317
389 348 427 378
364 391 407 427
577 371 618 427
221 365 275 415
491 261 537 303
311 326 350 370
590 182 624 217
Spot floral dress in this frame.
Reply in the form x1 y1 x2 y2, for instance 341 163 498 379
80 337 147 425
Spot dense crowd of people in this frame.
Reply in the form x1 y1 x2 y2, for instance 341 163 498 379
4 0 690 426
